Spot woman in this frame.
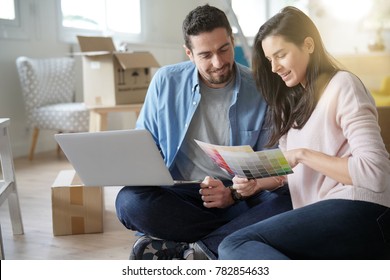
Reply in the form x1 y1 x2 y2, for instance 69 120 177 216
218 6 390 259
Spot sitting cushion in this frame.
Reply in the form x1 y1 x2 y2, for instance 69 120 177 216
32 103 89 132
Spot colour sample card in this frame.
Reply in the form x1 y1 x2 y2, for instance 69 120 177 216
195 139 293 179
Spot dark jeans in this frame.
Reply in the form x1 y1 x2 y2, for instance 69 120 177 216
115 183 292 259
218 199 390 260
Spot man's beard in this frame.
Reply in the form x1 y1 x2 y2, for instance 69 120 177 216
206 64 233 85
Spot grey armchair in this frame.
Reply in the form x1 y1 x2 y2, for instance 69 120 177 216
15 56 89 160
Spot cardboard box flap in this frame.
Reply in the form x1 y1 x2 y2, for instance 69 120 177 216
73 51 112 57
114 52 160 69
77 36 116 52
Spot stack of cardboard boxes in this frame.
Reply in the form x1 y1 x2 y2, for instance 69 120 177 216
51 36 160 236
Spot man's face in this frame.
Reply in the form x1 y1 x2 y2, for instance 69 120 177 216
185 27 235 89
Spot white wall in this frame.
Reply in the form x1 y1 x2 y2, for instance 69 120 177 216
312 11 390 55
1 0 389 158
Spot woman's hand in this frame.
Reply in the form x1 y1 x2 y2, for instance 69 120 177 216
283 148 304 168
231 176 259 197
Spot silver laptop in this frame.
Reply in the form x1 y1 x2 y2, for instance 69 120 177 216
55 129 201 186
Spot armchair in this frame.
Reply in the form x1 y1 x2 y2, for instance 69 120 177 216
15 56 89 160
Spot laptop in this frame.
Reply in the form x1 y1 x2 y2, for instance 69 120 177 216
54 129 201 186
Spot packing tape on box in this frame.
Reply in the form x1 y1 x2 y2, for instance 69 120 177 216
69 187 85 233
71 216 85 234
70 186 83 205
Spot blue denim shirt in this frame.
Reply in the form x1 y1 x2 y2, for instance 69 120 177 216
136 61 270 176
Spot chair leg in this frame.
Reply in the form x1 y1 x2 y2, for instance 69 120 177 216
0 223 4 260
29 127 39 160
8 182 24 235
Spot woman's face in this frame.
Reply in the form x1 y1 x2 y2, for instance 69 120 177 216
262 35 313 88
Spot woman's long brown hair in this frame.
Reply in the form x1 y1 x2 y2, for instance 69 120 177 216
252 6 339 147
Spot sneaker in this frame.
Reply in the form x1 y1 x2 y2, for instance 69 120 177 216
130 235 194 260
189 242 211 260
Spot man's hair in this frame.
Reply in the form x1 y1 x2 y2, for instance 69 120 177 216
182 4 232 50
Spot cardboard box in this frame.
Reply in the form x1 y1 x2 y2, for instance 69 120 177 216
52 170 103 236
77 36 160 106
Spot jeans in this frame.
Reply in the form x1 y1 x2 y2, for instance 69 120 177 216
115 183 292 259
218 199 390 260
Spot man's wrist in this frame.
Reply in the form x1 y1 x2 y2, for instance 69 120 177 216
228 186 243 202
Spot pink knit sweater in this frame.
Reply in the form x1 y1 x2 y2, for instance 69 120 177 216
279 71 390 209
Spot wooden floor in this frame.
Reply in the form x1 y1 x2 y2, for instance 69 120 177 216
0 150 137 260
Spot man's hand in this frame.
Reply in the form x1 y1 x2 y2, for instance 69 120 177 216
199 176 234 208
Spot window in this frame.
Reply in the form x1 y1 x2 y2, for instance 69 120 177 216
0 0 15 20
0 0 30 40
59 0 141 43
232 0 267 38
231 0 309 39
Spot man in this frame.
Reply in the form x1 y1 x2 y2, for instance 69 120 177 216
115 4 292 260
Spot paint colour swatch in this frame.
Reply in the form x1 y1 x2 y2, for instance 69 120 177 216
195 140 293 179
